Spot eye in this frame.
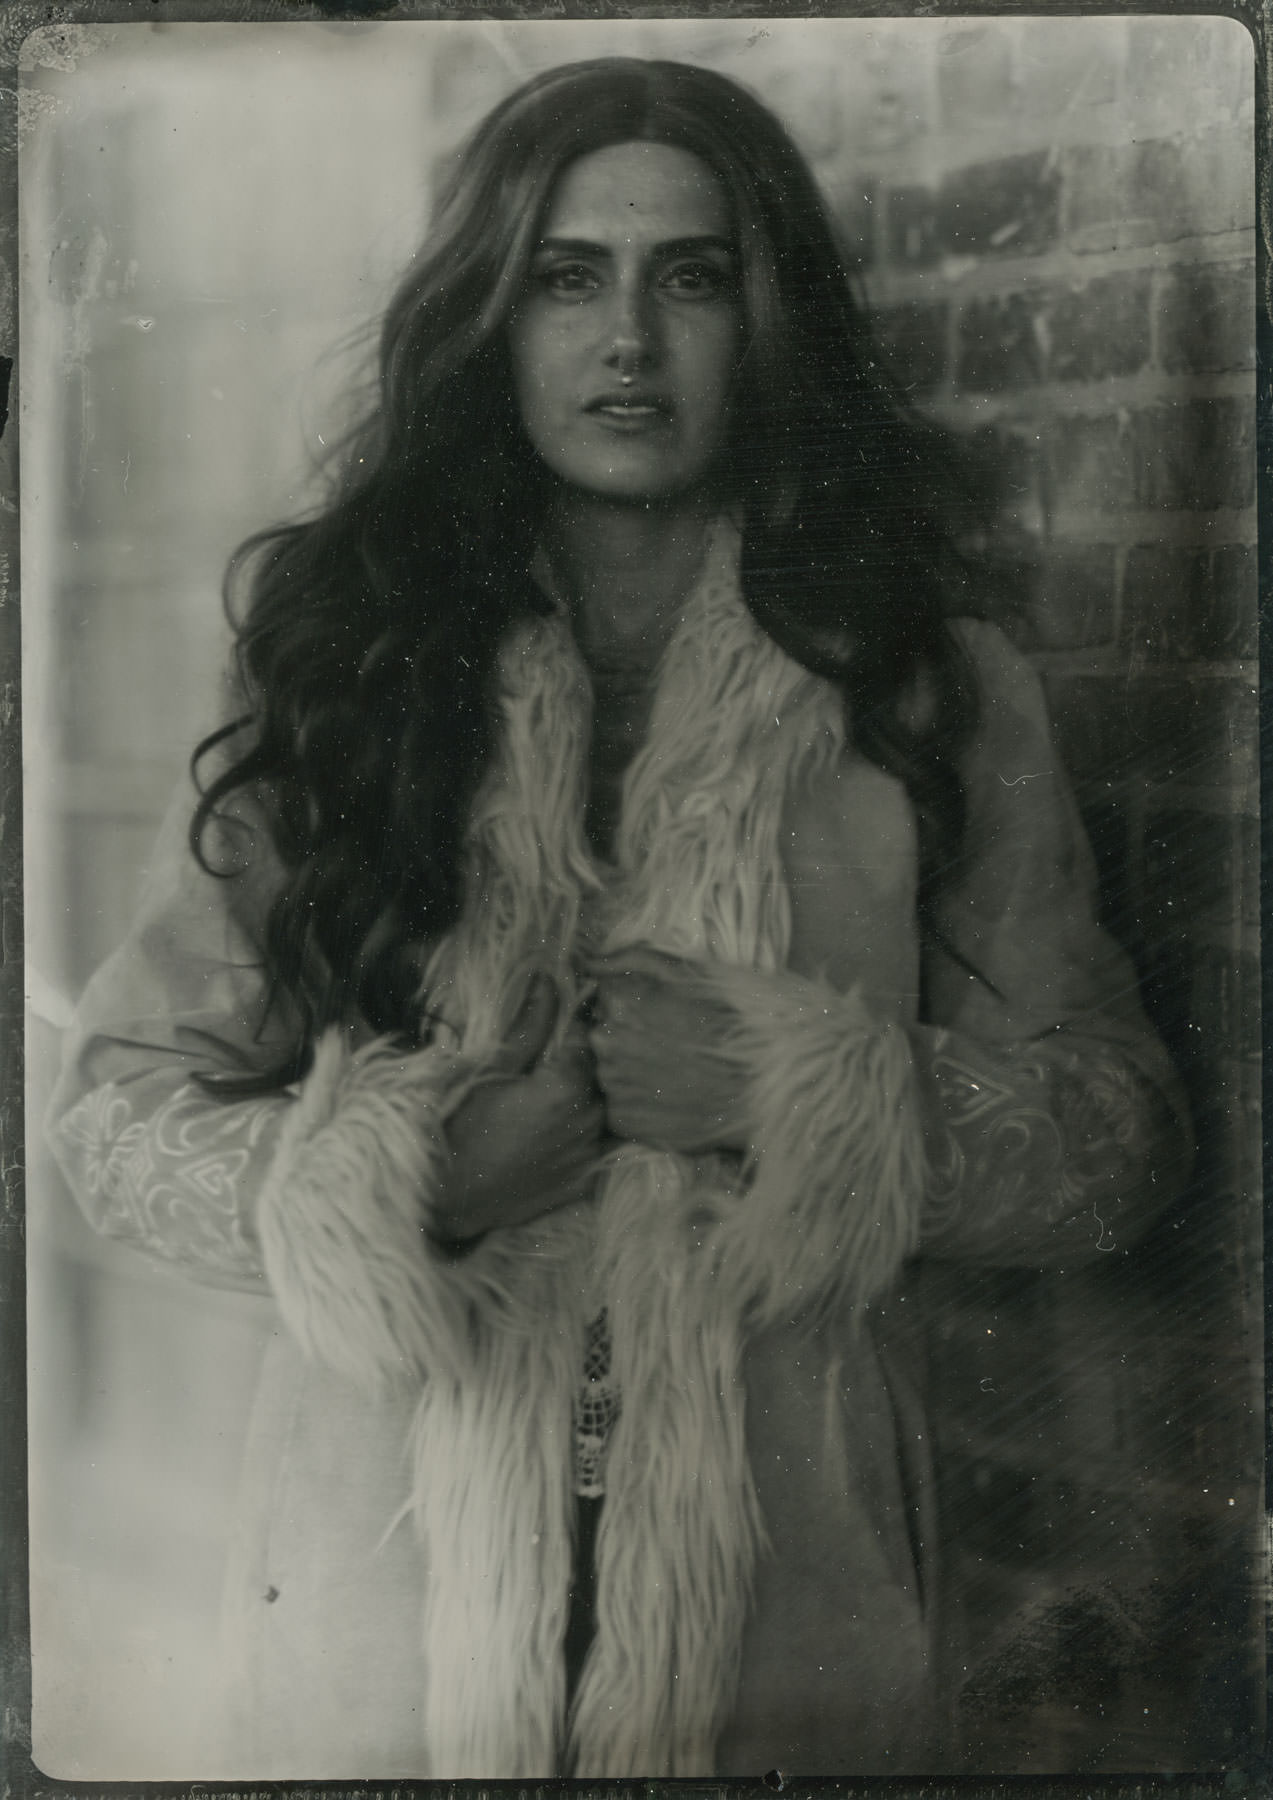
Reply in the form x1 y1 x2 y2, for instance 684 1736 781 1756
659 258 737 299
535 260 603 298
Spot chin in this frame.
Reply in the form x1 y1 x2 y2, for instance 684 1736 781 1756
592 481 697 507
565 460 723 510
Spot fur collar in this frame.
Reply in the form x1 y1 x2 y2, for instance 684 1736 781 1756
257 516 926 1775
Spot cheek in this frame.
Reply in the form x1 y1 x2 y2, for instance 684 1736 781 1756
679 315 743 414
688 352 740 455
507 316 565 413
506 326 569 458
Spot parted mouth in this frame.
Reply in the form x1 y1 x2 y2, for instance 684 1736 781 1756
584 391 673 418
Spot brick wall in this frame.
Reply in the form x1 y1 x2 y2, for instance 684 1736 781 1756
811 17 1259 1772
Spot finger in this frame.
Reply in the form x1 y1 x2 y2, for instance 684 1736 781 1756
534 1058 603 1121
577 1094 608 1141
587 1022 617 1081
557 1011 595 1057
506 971 560 1075
514 1059 601 1138
563 1038 603 1095
591 972 652 1027
534 1020 599 1077
599 1098 648 1146
586 945 689 986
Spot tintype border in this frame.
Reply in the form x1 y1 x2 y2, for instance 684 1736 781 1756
0 3 1266 1798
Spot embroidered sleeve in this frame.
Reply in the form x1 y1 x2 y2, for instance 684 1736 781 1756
714 614 1191 1296
914 1026 1188 1268
46 764 506 1330
44 763 305 1292
48 1073 285 1289
679 958 1185 1314
911 618 1193 1267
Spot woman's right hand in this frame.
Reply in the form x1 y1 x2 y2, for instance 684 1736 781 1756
430 974 606 1243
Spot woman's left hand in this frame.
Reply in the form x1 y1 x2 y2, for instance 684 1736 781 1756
587 947 749 1155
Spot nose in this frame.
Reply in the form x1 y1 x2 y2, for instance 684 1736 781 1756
603 274 658 374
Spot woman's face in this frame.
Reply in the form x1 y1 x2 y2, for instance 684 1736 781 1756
507 141 743 507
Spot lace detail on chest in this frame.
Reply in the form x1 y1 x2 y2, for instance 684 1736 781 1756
573 1309 621 1498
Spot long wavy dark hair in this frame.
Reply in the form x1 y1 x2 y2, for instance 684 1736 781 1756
193 56 984 1086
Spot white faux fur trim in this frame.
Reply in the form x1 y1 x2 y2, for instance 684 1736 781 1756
259 515 927 1776
256 1028 476 1392
424 606 599 1057
598 518 845 967
566 979 925 1777
569 1150 766 1776
691 964 927 1329
404 1203 596 1777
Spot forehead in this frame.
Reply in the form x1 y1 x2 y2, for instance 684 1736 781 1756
540 141 732 244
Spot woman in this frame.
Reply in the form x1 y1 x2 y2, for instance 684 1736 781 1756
48 57 1189 1779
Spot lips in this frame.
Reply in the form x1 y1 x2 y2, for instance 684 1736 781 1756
584 391 673 423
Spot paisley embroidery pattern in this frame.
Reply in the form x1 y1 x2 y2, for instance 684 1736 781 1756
51 1078 279 1281
919 1035 1165 1262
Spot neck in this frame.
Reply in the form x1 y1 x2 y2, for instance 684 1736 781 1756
542 488 717 672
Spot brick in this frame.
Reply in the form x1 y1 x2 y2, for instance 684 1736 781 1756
1124 543 1258 661
1134 133 1254 241
1018 545 1117 650
885 185 941 268
1144 810 1247 926
1205 546 1258 658
963 424 1050 539
875 299 949 397
1063 143 1133 252
1064 132 1253 251
827 178 877 272
1187 945 1260 1060
1130 139 1190 236
1184 1040 1257 1126
1125 16 1253 115
949 273 1150 394
941 151 1061 258
1133 401 1255 512
1138 676 1259 789
1137 934 1197 1074
1045 672 1257 792
937 24 1013 132
1048 413 1135 517
1122 545 1209 661
957 293 1046 392
1013 17 1120 121
1048 272 1152 382
1159 263 1255 375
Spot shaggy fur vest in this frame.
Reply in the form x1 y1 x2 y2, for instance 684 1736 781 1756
256 517 928 1776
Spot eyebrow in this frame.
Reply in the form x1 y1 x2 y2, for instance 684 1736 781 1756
533 234 737 259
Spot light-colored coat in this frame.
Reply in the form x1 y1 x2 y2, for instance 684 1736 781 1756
50 521 1188 1778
